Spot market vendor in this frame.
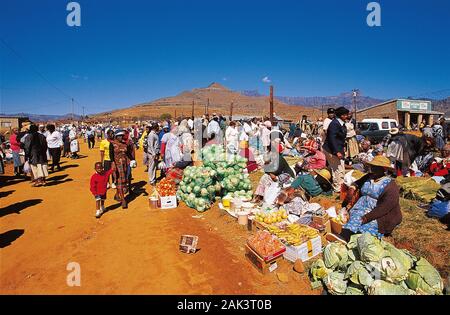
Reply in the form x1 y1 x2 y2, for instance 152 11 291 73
429 144 450 178
252 152 295 204
339 156 402 241
300 139 326 171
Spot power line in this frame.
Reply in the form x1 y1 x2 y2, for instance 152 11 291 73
0 38 83 111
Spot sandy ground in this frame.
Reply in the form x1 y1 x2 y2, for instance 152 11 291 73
0 141 319 295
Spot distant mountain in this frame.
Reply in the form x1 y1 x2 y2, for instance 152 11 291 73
431 97 450 115
241 90 385 109
97 82 321 121
0 113 83 122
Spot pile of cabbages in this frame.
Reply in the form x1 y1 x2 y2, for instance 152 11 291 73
177 145 253 212
309 233 444 295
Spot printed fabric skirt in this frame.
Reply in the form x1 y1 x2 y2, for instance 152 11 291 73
115 162 128 190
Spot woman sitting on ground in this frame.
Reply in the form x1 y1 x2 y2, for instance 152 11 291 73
339 156 402 241
252 151 295 204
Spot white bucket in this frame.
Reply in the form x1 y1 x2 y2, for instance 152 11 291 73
237 211 249 226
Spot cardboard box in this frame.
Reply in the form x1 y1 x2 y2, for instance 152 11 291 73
160 195 177 209
179 235 199 253
245 244 282 274
325 233 347 245
330 219 343 234
283 236 322 263
312 213 329 225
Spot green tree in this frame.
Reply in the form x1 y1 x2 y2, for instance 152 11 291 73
160 113 172 120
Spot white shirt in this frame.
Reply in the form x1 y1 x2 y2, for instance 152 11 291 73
261 126 271 147
323 118 332 131
225 126 239 149
69 129 77 141
46 131 63 149
187 119 194 130
207 120 221 138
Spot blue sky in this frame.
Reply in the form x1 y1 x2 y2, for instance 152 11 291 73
1 0 449 115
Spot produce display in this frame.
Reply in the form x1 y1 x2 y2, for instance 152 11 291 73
247 230 285 260
254 208 288 224
177 166 220 212
202 145 253 195
309 233 444 295
156 178 177 197
267 223 319 246
177 145 253 212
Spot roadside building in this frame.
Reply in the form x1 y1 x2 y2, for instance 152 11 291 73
356 99 444 129
0 116 31 135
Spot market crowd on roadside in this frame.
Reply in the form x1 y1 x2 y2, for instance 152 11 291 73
0 108 449 236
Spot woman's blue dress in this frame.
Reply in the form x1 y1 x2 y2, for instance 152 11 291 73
343 177 392 238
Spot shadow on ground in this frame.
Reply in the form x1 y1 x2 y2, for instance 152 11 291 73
0 190 15 198
0 229 25 248
0 176 28 188
0 199 43 218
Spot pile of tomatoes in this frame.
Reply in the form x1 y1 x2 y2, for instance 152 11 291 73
156 178 177 197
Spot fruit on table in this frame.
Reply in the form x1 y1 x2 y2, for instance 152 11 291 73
254 209 288 224
156 178 177 197
267 223 319 246
247 230 285 258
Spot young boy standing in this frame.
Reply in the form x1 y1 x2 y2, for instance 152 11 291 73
90 162 114 218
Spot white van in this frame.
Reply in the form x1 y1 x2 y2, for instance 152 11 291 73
357 119 399 143
361 119 398 130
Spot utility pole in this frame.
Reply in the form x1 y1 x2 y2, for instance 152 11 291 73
71 98 74 122
175 109 177 119
352 89 359 123
230 101 234 121
191 100 195 118
207 98 210 116
269 85 274 124
82 106 85 123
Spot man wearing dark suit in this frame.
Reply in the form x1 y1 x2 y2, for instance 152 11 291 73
323 107 350 192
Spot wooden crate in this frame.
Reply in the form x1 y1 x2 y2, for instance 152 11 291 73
245 244 282 274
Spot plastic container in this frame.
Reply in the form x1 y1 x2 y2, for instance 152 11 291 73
149 197 159 209
237 211 249 226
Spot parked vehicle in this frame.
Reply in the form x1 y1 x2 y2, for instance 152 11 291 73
357 119 398 143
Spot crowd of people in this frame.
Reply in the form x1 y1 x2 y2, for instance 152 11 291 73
1 110 448 235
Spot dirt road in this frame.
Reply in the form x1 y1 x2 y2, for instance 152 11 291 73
0 141 317 294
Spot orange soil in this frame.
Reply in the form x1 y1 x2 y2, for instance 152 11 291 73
0 141 319 295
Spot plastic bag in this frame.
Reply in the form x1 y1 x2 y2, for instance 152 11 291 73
23 161 31 174
264 181 281 205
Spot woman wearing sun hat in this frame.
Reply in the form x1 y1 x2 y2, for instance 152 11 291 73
339 155 402 241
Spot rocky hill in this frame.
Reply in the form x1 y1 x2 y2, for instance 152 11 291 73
95 83 321 122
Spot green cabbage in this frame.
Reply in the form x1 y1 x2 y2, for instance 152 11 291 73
405 258 444 295
323 272 348 295
368 280 416 295
309 259 332 282
380 243 413 283
345 261 374 287
345 284 365 295
357 233 385 263
323 242 348 270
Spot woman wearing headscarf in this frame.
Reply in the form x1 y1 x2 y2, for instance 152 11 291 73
24 124 49 187
161 126 182 169
252 151 295 203
110 130 131 209
339 156 402 241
